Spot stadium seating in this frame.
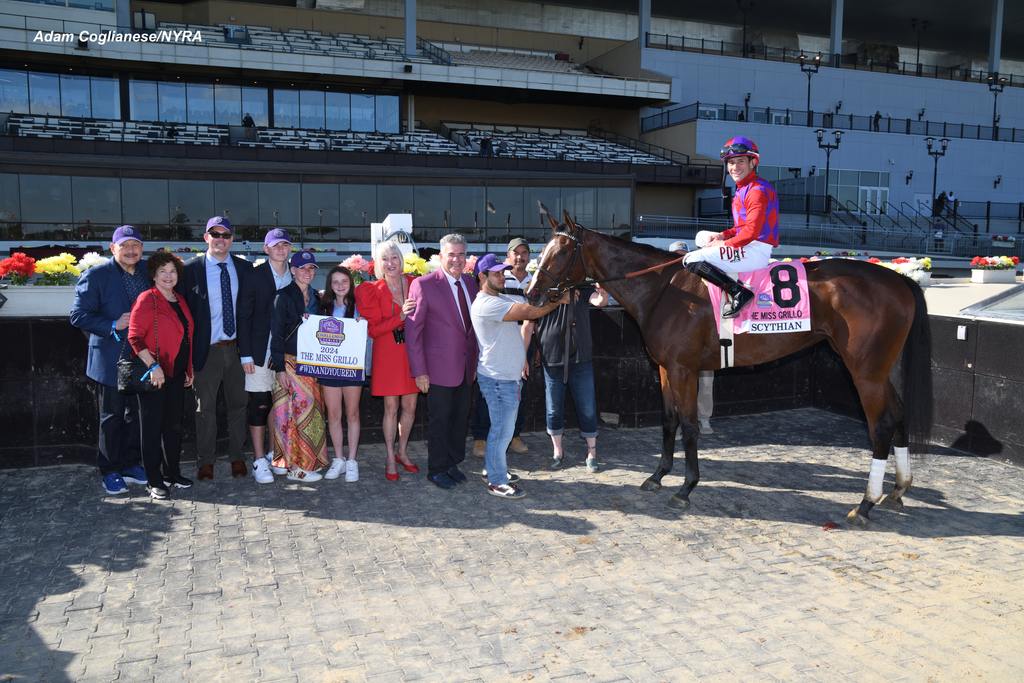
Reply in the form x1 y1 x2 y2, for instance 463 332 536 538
5 114 229 145
444 123 674 165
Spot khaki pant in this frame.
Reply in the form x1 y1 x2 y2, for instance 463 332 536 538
193 343 248 466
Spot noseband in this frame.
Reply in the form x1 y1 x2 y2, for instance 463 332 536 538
534 231 584 299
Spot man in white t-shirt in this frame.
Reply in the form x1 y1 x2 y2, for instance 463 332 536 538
470 253 565 499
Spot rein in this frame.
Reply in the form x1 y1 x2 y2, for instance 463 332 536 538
536 229 682 295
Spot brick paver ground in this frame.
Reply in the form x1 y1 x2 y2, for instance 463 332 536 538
1 407 1022 682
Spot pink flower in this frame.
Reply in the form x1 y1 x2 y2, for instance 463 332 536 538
465 255 478 273
341 254 369 272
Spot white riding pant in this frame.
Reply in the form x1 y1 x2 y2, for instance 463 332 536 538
682 231 773 275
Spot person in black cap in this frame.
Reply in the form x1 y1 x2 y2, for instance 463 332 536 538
71 225 152 495
179 216 253 481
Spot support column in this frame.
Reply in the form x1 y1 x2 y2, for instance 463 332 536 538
829 0 844 66
405 0 417 58
988 0 1004 75
406 94 415 133
639 0 651 47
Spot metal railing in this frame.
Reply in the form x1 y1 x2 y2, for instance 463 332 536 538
640 101 1024 143
645 32 1024 89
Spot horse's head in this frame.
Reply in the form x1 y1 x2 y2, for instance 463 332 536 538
525 211 587 304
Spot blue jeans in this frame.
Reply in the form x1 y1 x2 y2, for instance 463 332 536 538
477 374 520 486
542 361 597 438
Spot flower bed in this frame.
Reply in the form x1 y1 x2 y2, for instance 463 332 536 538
970 256 1019 284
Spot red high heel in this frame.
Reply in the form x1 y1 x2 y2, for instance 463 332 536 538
385 456 399 481
396 453 420 474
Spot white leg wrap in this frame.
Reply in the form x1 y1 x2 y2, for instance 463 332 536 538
893 446 911 487
867 458 886 502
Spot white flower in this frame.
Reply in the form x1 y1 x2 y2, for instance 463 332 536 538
252 258 267 267
77 252 109 272
526 258 539 274
424 254 441 273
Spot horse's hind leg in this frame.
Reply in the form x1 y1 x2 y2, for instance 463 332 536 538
642 367 677 493
881 384 913 509
665 370 700 510
847 377 900 527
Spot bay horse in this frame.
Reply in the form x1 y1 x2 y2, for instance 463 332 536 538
526 214 933 526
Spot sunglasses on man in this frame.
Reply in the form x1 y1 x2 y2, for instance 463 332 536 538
207 230 233 239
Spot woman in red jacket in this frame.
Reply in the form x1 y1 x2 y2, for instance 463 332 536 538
128 251 195 500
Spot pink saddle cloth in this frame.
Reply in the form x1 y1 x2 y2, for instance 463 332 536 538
706 261 812 335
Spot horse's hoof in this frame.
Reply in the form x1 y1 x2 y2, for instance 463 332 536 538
880 494 905 511
846 507 869 528
640 478 661 493
667 495 690 511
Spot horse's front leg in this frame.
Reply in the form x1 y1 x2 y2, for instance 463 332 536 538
641 367 677 493
666 369 700 510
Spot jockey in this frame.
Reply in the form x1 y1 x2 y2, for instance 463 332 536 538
682 136 780 317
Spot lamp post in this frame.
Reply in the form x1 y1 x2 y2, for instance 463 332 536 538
910 18 928 76
925 137 950 213
988 73 1006 141
799 52 821 126
815 128 842 213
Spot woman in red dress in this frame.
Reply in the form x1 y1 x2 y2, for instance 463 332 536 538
355 240 421 481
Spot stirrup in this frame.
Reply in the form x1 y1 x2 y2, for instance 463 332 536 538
721 290 752 318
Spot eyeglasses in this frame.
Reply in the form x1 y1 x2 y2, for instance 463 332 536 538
208 231 233 239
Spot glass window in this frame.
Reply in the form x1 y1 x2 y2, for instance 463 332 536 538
28 72 61 116
21 174 71 223
0 173 21 222
72 177 121 224
376 185 413 220
273 89 299 128
413 186 450 228
524 187 561 230
561 187 595 228
299 90 324 129
301 183 340 229
880 172 890 188
90 76 120 119
129 80 158 121
213 181 259 227
242 87 268 127
187 83 215 124
258 182 300 227
375 95 399 133
169 179 215 238
597 187 631 232
448 187 486 233
325 92 350 131
485 187 524 232
158 81 186 123
214 84 241 125
121 179 168 224
350 94 374 132
339 184 377 227
859 171 880 187
59 74 90 118
0 69 29 114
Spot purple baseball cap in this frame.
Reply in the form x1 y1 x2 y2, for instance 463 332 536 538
289 250 318 269
112 225 143 245
206 216 232 233
474 253 512 277
264 228 292 247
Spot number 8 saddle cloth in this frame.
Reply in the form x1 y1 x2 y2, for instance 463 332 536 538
705 261 812 335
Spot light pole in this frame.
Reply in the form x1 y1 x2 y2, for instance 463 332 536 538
988 73 1006 141
925 137 950 212
799 52 821 126
910 18 928 76
815 128 842 213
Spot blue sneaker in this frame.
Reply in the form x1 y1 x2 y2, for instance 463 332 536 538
103 473 128 495
120 466 148 485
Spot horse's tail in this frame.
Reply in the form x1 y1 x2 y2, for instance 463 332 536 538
901 277 933 452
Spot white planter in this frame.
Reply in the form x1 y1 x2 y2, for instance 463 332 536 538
970 269 1017 284
0 285 77 317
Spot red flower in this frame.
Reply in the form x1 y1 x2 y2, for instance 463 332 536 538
799 257 809 263
970 256 984 267
1013 256 1021 265
0 252 37 282
868 257 881 264
892 257 909 264
367 260 376 277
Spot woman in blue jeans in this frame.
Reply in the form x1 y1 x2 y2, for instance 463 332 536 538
535 285 608 473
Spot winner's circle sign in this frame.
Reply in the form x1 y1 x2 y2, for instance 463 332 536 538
295 315 368 381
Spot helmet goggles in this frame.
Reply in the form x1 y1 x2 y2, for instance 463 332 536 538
720 136 760 161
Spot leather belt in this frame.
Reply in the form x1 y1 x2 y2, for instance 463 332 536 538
213 339 237 347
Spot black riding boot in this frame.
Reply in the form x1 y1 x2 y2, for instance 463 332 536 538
685 260 754 318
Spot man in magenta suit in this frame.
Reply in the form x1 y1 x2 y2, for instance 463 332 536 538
405 234 480 489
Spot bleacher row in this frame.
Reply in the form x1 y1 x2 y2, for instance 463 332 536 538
3 114 675 165
449 50 588 74
446 123 672 165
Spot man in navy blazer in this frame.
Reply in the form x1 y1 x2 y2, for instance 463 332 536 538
405 233 480 489
179 216 253 480
70 225 152 495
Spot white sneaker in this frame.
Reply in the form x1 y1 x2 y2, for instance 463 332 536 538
324 458 345 480
265 451 287 475
344 459 359 482
286 467 323 482
252 458 274 484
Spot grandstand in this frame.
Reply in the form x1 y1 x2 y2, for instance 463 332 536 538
0 0 1020 259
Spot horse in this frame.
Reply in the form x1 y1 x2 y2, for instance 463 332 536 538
525 213 933 526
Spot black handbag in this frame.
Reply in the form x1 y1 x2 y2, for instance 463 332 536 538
117 295 160 395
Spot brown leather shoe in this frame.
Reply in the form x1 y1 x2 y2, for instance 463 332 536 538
509 437 529 454
197 464 214 480
473 440 485 458
230 460 247 478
